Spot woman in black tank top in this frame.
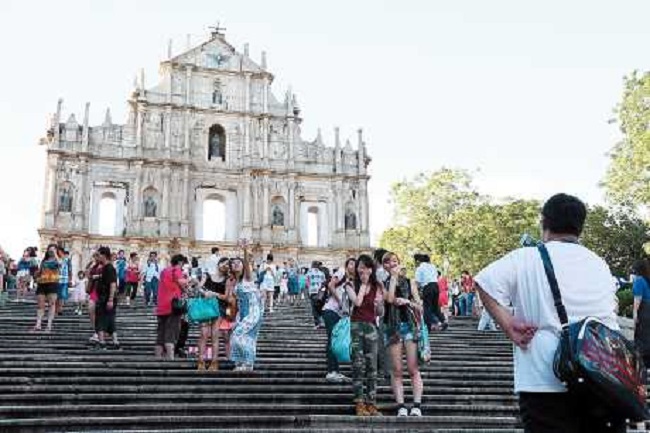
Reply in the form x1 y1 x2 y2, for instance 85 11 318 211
383 252 425 417
197 257 232 371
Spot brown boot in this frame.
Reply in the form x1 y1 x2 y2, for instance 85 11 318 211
355 402 369 417
208 360 219 372
365 404 382 417
197 360 206 371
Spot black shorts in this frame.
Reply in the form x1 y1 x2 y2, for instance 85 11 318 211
125 282 138 295
95 300 117 334
36 283 58 296
157 314 181 345
519 392 626 433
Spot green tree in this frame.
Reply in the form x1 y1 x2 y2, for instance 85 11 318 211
581 205 650 277
604 71 650 207
380 169 540 276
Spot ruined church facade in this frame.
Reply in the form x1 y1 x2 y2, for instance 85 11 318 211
38 29 371 270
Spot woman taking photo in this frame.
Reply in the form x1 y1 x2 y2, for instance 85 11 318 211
197 257 232 371
33 244 60 332
230 240 263 372
344 254 384 417
323 257 356 383
383 252 424 417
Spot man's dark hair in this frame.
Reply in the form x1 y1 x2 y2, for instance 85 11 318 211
118 249 125 254
633 259 650 280
149 251 157 257
129 252 138 259
98 246 111 259
170 254 185 266
541 193 587 237
311 261 320 269
414 253 430 264
373 248 388 265
211 247 220 255
267 253 274 262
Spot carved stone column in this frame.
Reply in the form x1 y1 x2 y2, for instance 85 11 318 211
132 162 143 234
74 159 88 231
180 165 190 237
160 164 171 236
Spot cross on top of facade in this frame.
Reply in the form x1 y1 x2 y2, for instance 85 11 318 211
209 22 227 38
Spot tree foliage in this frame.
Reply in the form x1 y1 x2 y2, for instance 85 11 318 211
581 205 650 277
380 169 539 276
380 170 649 279
604 71 650 208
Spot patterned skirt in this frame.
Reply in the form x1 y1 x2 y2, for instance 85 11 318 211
230 290 263 365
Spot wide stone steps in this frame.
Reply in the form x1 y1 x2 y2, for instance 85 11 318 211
0 298 644 432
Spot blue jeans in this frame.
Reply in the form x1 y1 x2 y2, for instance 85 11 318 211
466 292 475 316
145 279 159 305
458 294 468 316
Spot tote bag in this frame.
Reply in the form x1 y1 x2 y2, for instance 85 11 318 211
187 297 220 324
331 316 351 363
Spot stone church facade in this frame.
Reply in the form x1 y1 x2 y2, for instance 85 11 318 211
38 28 371 270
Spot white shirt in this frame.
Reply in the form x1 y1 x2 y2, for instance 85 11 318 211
145 262 160 282
415 262 438 286
475 242 618 393
203 254 221 281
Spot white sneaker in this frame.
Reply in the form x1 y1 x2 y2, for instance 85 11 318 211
325 372 338 382
335 372 351 383
397 407 409 417
89 333 99 343
409 407 422 417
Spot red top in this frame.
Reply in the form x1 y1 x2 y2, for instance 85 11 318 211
438 276 449 306
156 267 183 316
461 275 474 293
125 263 140 283
351 283 379 324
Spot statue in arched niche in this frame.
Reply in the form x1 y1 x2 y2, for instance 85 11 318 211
212 80 223 105
272 205 285 226
208 125 226 161
345 210 357 230
59 186 73 213
144 195 157 218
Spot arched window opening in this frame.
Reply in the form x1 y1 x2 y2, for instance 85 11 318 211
203 196 226 241
58 183 74 213
307 207 319 247
98 193 117 236
208 124 226 162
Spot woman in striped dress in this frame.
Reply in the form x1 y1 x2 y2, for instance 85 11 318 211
229 240 263 372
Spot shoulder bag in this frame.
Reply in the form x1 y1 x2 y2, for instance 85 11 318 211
537 243 648 422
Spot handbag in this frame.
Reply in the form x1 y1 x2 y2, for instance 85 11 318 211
171 297 186 315
537 243 648 422
187 297 220 324
331 316 351 363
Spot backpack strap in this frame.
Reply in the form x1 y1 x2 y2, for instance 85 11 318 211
537 243 569 327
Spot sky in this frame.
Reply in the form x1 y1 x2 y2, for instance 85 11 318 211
0 0 648 259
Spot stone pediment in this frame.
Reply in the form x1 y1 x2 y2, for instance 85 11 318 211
171 36 264 74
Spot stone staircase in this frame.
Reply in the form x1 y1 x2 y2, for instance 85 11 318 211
0 298 644 432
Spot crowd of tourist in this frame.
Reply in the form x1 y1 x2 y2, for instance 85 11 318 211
1 192 647 428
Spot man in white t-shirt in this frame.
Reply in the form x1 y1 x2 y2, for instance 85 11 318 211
475 193 624 433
